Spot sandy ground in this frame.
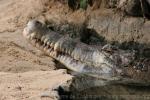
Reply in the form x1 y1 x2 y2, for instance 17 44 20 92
0 69 72 100
0 0 72 99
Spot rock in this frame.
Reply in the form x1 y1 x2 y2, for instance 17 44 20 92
118 0 150 18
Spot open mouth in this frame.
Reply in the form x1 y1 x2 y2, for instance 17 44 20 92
26 33 116 78
22 20 122 80
23 20 150 85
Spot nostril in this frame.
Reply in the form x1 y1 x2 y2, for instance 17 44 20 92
27 20 43 32
23 28 30 38
35 21 40 24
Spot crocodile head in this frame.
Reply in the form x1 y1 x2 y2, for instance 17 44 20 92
23 20 150 85
23 20 48 40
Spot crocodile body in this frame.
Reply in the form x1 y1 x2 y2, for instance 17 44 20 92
23 20 150 85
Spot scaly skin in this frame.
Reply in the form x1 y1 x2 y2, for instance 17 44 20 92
23 20 150 85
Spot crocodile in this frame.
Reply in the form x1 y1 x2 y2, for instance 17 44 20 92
23 20 150 86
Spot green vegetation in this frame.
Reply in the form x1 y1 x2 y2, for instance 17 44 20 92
68 0 88 10
80 0 88 9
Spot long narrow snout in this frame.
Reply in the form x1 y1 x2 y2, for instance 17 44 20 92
23 20 46 39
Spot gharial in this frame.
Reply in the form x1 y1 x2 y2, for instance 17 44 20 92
23 20 150 86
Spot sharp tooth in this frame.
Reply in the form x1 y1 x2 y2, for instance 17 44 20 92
47 41 51 46
65 49 68 54
62 56 66 61
62 48 65 52
52 52 57 57
31 39 36 46
36 42 41 48
39 44 44 50
71 52 74 58
73 49 79 59
27 35 31 39
59 43 62 51
76 49 80 59
50 52 53 56
47 48 52 52
81 56 84 62
51 52 54 56
80 53 83 60
60 56 64 62
30 32 36 39
76 49 79 59
49 52 51 56
49 51 55 57
66 57 71 65
60 55 64 60
68 49 72 55
77 49 81 59
54 52 58 57
50 42 54 48
59 55 63 60
67 49 71 55
44 38 49 44
66 49 69 54
43 47 47 51
57 55 61 60
54 42 59 51
46 49 49 53
41 36 45 42
30 36 34 40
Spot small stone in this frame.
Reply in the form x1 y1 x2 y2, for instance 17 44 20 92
16 86 22 91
